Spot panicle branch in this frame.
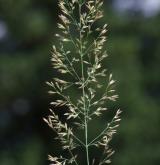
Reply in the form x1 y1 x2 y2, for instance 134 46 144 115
45 0 122 164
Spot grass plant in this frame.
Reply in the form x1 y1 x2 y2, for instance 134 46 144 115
44 0 121 164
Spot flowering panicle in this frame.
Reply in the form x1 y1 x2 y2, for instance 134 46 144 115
44 0 122 164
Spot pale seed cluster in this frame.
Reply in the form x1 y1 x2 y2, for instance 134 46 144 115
44 0 121 165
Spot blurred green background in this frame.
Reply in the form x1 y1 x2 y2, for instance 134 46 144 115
0 0 160 164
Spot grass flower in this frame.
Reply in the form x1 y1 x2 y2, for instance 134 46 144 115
44 0 122 164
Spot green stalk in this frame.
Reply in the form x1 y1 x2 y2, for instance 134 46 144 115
79 3 90 165
81 54 89 165
80 53 89 165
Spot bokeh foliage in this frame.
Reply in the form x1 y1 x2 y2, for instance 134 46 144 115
0 0 160 164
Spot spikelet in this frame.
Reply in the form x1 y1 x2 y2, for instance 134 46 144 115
45 0 122 164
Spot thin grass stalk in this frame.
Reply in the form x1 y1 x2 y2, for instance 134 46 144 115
44 0 122 164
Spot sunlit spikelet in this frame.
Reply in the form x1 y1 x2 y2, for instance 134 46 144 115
45 0 122 164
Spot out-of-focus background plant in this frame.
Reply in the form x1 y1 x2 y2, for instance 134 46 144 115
0 0 160 165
